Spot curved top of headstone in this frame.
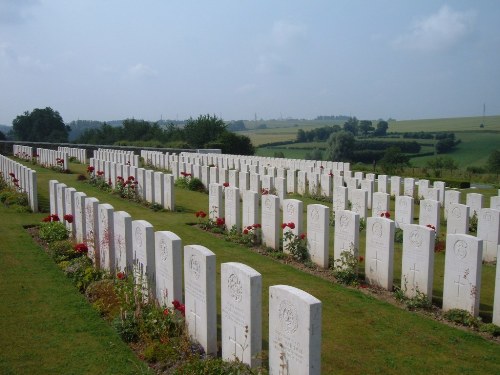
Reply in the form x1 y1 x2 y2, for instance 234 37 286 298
270 285 321 305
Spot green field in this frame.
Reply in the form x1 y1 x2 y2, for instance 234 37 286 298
1 160 500 374
247 116 500 177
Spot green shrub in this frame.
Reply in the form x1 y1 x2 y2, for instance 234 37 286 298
142 341 180 363
188 177 205 192
48 239 78 262
331 250 360 286
444 309 480 328
39 222 69 243
113 313 139 343
85 279 119 319
479 323 500 337
59 256 104 292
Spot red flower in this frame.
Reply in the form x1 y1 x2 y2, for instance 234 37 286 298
42 215 51 222
195 211 200 218
74 243 89 254
163 308 170 316
63 214 74 223
359 256 364 262
300 233 307 240
426 224 436 231
117 272 126 280
329 172 333 177
12 178 19 183
253 223 261 229
385 212 391 218
87 166 95 173
243 229 249 235
128 176 135 181
223 182 229 187
199 211 206 218
181 172 186 177
247 226 253 230
51 214 60 222
172 300 181 309
9 172 15 177
288 222 295 229
281 223 287 229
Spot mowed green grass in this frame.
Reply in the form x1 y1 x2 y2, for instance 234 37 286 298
0 205 151 375
2 160 499 374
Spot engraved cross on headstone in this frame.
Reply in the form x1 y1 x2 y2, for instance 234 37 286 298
229 325 245 359
409 263 420 289
190 300 201 337
371 251 382 273
454 274 467 297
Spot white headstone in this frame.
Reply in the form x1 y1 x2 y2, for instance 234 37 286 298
333 186 348 212
261 194 280 250
84 197 100 266
132 220 155 297
225 186 241 232
113 211 132 272
365 217 395 290
442 234 483 316
97 203 115 272
395 196 414 229
466 193 483 218
350 188 367 220
221 262 262 367
372 192 390 218
477 208 500 262
334 210 360 262
401 224 435 300
184 245 217 355
242 190 259 230
268 285 321 375
155 231 183 306
447 203 469 235
419 199 441 235
209 183 223 220
307 204 330 268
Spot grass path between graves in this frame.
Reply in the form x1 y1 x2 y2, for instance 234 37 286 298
2 160 500 374
0 205 152 375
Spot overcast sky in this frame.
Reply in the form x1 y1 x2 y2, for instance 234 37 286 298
1 0 499 125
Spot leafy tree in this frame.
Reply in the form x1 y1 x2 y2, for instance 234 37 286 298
296 129 306 142
435 137 459 154
343 117 359 135
327 131 355 161
206 132 254 155
183 114 226 149
274 151 285 158
373 120 389 136
359 120 373 136
380 146 409 174
487 149 500 174
12 107 70 142
0 130 5 141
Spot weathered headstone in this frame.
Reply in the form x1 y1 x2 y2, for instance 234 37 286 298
74 191 87 243
221 262 262 367
84 197 100 266
209 183 223 220
242 190 259 230
350 188 367 220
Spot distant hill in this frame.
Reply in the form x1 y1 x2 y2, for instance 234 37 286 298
0 124 12 137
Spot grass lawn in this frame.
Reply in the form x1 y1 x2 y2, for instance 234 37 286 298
1 160 500 374
0 204 151 375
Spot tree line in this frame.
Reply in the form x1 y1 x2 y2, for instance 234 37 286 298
8 109 255 155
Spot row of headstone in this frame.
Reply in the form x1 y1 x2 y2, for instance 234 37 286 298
88 158 175 210
0 154 38 212
58 146 87 164
35 147 69 170
51 180 322 373
93 148 140 167
13 144 33 161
